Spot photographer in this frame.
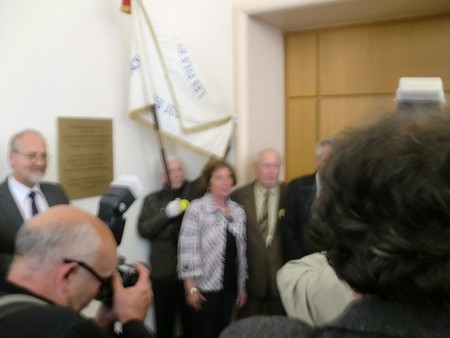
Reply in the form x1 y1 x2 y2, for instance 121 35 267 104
0 205 155 338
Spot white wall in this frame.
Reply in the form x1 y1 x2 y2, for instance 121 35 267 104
0 0 234 246
0 0 237 328
0 0 288 329
234 4 285 184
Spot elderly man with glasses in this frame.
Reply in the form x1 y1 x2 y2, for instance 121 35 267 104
0 129 69 278
230 148 287 318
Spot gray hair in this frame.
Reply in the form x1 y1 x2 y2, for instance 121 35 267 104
254 148 282 164
315 138 335 157
15 222 101 271
159 156 184 175
9 129 47 152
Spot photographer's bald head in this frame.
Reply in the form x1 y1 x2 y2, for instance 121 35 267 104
8 205 118 311
0 205 153 338
5 205 153 333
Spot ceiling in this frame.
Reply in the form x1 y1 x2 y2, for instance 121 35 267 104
241 0 450 32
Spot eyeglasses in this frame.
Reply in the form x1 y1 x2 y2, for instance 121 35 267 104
14 151 49 161
63 258 110 286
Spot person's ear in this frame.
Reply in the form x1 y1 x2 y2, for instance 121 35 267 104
56 261 78 294
8 151 17 166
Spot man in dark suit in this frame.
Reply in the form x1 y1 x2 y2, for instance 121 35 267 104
0 129 69 277
281 139 334 261
231 149 286 317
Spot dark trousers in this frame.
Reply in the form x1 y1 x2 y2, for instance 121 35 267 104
237 295 286 318
191 289 236 338
153 278 192 338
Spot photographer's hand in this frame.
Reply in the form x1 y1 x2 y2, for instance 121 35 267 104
112 262 153 324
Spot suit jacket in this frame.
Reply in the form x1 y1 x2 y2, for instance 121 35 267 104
0 178 69 277
281 173 317 261
230 181 286 298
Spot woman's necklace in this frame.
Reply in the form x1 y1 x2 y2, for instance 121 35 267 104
219 203 228 215
214 197 228 214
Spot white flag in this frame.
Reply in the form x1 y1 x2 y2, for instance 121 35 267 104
128 0 234 158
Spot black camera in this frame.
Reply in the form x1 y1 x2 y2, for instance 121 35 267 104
97 262 139 306
96 177 142 305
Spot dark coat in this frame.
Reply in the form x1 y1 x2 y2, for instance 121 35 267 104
220 298 450 338
0 178 69 277
0 278 154 338
230 181 286 298
281 173 317 261
137 179 204 280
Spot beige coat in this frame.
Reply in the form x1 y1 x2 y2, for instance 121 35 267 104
277 252 356 325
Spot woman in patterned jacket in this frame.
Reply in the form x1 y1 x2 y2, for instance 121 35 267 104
178 160 248 338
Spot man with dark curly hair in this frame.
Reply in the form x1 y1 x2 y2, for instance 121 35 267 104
221 111 450 338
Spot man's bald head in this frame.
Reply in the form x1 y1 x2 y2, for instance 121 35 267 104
15 205 117 272
26 205 115 240
254 148 282 189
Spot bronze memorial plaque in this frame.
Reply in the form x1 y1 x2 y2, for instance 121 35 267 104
58 117 113 200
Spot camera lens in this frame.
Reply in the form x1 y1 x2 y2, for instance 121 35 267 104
96 263 139 305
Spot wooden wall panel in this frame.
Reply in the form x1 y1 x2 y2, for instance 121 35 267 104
285 98 316 179
319 95 395 138
285 32 317 97
284 14 450 178
319 16 450 95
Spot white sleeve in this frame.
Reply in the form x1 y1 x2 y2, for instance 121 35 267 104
276 252 356 326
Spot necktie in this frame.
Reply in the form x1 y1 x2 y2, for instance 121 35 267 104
259 190 270 239
29 191 39 216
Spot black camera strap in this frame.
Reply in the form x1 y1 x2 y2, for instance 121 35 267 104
0 294 47 319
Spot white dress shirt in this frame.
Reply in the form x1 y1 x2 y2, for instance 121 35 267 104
8 176 49 220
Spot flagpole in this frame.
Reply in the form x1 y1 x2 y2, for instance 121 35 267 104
120 0 131 13
149 104 173 192
131 0 173 191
